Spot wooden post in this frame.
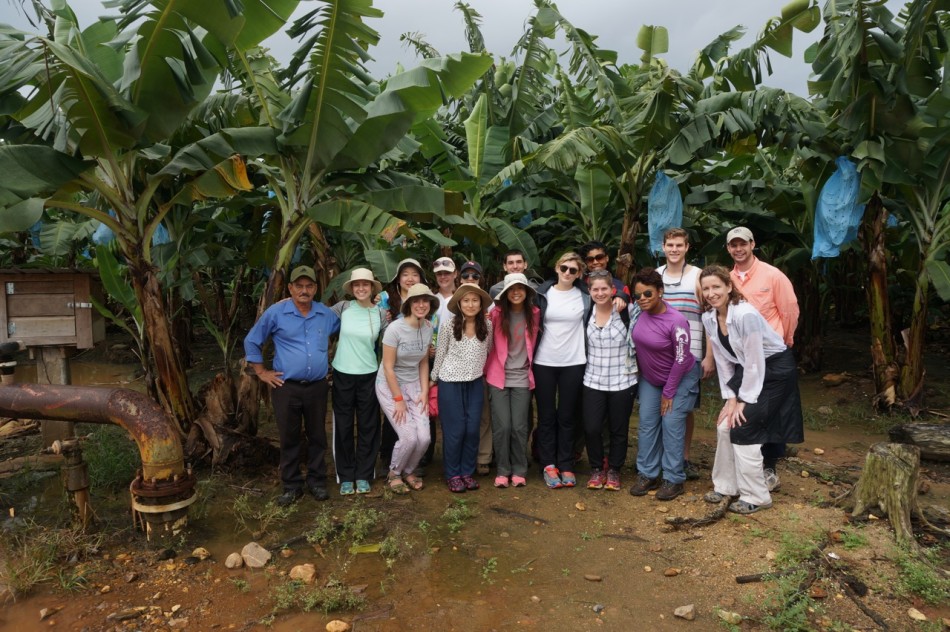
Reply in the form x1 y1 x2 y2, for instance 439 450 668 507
851 442 921 547
33 346 76 446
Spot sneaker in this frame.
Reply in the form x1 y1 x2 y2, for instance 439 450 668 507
462 475 480 490
447 476 466 493
542 465 563 489
494 476 510 488
764 468 781 492
340 481 355 496
728 499 772 514
587 469 606 490
604 469 621 491
511 475 527 487
276 488 303 507
684 460 701 481
655 480 684 501
628 474 660 496
355 480 371 494
560 471 576 487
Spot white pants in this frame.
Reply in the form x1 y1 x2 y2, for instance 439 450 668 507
376 380 430 476
711 421 772 506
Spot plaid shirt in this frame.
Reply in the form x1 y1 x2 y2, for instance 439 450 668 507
583 309 638 391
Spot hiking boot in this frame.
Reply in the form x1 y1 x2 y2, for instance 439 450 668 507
764 468 781 492
655 480 684 501
308 483 329 502
276 488 303 507
684 460 701 480
628 474 660 497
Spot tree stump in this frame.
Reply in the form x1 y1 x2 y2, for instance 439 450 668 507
888 423 950 462
851 443 921 547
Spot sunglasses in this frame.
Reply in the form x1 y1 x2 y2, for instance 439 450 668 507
585 253 607 264
461 272 480 280
633 290 656 300
559 264 579 275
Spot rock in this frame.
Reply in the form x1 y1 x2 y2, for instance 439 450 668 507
183 557 201 566
644 566 652 572
124 572 138 583
801 470 810 478
940 616 949 629
908 608 928 622
813 448 825 455
817 406 834 415
673 604 695 621
583 574 602 582
289 564 316 584
809 586 827 599
168 617 189 629
241 543 271 569
656 506 669 513
649 543 663 552
157 549 176 561
664 568 680 577
40 607 61 620
500 532 509 538
592 604 605 614
326 621 351 632
717 610 742 625
280 548 295 559
575 502 586 511
99 585 111 594
171 604 181 613
225 553 244 569
765 550 776 561
191 547 211 561
106 607 147 621
530 595 541 603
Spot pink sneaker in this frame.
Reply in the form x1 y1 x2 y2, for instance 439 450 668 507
511 475 527 487
494 476 509 488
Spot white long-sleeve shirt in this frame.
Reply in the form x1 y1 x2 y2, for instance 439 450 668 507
702 302 786 404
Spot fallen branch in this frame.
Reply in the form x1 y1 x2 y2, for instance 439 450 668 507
489 506 548 525
665 500 728 530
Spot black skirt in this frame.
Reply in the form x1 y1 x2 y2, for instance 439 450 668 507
726 348 804 446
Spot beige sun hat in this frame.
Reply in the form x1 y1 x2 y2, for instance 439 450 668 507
448 282 493 314
495 273 536 302
400 283 440 317
342 267 382 296
391 258 425 283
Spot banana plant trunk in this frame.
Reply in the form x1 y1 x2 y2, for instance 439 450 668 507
129 261 195 433
861 193 899 409
615 201 643 284
899 265 930 414
796 265 823 372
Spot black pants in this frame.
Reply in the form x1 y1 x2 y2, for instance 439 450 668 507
532 363 585 471
582 384 636 471
271 378 329 490
332 371 381 483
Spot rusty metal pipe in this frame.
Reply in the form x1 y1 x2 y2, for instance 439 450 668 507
0 383 183 481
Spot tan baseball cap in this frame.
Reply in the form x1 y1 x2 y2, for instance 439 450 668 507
289 266 316 282
726 227 754 243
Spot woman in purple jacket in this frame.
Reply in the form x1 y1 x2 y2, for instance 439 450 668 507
628 268 700 501
485 273 540 488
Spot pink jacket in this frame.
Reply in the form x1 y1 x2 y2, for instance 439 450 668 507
485 305 540 390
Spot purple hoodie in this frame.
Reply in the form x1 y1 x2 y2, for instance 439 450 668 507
631 303 696 398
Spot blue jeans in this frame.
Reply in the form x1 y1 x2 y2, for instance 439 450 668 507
438 378 483 479
635 364 700 484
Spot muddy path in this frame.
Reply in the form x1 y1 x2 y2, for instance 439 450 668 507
1 334 949 631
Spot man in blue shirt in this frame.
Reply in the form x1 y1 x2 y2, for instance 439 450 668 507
245 266 341 506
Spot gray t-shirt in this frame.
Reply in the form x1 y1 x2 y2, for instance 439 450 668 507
377 318 434 385
504 310 530 387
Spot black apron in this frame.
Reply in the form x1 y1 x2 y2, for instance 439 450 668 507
726 348 804 446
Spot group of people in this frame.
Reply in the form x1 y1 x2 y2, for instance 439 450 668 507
244 226 804 515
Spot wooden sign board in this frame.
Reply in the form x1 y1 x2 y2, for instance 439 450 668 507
0 270 105 349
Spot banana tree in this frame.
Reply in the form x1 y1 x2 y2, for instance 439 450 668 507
808 0 950 411
0 0 296 433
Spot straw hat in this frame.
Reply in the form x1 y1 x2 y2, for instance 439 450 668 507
448 282 493 314
391 258 425 283
400 283 440 317
342 268 382 296
494 273 536 302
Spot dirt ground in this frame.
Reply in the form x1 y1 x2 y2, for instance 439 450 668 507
1 329 949 631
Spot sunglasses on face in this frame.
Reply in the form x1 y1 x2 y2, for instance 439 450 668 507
585 253 607 264
559 264 579 275
633 290 656 300
461 272 480 280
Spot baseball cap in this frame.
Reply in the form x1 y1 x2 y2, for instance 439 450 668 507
459 261 483 276
433 257 456 273
726 227 754 243
289 266 316 282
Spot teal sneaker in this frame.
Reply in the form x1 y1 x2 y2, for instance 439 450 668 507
355 480 371 494
340 481 355 496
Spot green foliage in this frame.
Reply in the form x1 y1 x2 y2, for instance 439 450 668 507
230 493 297 536
481 557 499 584
83 426 140 492
760 569 819 631
0 521 103 599
269 578 366 614
441 498 475 533
895 546 950 605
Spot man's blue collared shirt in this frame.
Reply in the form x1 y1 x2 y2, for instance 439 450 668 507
244 299 341 381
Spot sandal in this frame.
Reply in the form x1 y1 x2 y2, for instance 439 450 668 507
387 474 410 495
462 475 480 490
728 500 772 514
447 476 466 493
404 474 425 491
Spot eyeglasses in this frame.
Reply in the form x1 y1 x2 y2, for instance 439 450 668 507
434 257 453 266
585 253 607 264
559 265 579 275
633 290 656 300
663 270 683 287
461 272 480 280
588 269 610 278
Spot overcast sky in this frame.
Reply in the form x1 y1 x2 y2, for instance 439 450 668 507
4 0 905 97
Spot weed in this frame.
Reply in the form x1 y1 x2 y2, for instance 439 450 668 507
231 493 297 536
306 509 338 545
230 578 250 592
300 578 367 613
341 504 382 544
561 567 571 576
0 520 103 599
83 426 140 492
442 499 475 533
56 568 89 591
189 474 227 521
510 559 534 574
895 546 950 605
838 529 867 551
749 527 770 539
379 530 413 568
270 579 304 611
760 569 820 631
481 557 498 584
775 529 822 567
580 531 595 541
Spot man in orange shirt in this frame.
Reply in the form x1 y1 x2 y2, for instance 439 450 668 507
726 227 800 491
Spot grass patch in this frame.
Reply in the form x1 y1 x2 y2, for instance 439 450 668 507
759 569 820 631
895 545 950 605
231 493 297 536
83 426 139 492
268 578 366 615
442 498 475 533
0 520 103 599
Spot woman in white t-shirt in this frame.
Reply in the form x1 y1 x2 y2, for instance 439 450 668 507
533 252 590 489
